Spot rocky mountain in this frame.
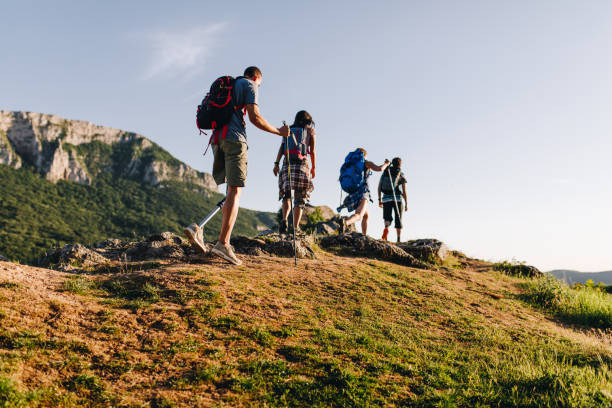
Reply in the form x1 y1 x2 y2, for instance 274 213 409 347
549 269 612 286
0 111 217 190
0 111 276 263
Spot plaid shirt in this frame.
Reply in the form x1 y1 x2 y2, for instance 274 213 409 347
279 159 313 199
337 171 372 213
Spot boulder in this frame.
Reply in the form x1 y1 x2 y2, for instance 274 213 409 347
0 254 7 262
315 221 338 235
398 239 449 265
300 205 335 225
231 234 315 259
319 233 429 269
40 243 109 270
125 232 189 261
312 216 355 236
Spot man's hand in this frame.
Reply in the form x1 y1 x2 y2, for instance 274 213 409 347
278 124 290 138
273 164 280 176
311 167 316 179
378 199 383 208
404 203 408 212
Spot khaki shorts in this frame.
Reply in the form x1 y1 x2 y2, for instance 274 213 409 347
212 138 248 187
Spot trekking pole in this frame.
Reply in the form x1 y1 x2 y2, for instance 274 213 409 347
283 121 298 266
385 166 402 234
198 198 226 228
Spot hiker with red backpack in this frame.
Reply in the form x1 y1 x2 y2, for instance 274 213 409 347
378 157 407 242
185 66 290 265
272 111 316 234
338 148 390 235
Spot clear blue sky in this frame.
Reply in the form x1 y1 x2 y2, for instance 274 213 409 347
2 0 611 272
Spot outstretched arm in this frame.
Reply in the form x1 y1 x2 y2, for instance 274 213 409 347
246 104 289 137
365 159 390 172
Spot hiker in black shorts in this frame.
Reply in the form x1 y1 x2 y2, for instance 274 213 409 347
378 157 407 242
273 111 316 233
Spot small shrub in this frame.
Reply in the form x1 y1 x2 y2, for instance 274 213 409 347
63 276 96 295
493 260 541 277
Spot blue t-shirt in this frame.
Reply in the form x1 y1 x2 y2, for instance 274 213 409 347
226 77 258 143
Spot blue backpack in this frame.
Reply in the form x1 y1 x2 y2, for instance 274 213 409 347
339 149 366 193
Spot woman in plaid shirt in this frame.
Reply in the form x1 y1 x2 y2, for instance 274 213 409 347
273 111 316 233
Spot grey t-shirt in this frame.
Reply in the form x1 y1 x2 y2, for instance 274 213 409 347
226 77 258 143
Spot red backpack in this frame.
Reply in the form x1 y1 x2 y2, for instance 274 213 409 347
196 76 247 133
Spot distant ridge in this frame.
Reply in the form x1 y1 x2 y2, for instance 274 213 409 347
548 269 612 285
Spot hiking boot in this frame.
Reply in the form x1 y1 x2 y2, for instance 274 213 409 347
184 223 208 254
279 219 287 234
211 241 242 266
381 228 389 241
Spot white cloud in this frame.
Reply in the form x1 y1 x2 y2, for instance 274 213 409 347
141 23 227 80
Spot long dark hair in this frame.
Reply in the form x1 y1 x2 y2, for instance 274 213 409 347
291 110 314 128
390 157 402 176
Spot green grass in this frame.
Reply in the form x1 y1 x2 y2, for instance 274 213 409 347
0 256 611 406
521 275 612 329
0 376 37 407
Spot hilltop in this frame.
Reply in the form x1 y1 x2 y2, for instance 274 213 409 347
0 111 275 263
0 233 610 407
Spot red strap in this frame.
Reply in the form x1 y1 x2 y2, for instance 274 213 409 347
221 124 228 139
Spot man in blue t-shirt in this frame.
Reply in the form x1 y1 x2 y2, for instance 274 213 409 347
186 66 289 265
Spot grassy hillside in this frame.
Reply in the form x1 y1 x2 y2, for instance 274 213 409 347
0 251 610 407
0 165 275 263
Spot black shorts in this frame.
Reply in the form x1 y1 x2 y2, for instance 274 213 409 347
383 201 403 228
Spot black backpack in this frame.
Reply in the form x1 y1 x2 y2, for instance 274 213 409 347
381 169 402 195
196 76 240 131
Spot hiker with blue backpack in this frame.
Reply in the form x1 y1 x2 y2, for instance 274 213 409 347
185 66 290 265
273 111 316 234
378 157 408 242
338 148 390 235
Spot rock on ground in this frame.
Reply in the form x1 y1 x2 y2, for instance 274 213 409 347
398 239 449 265
0 254 7 262
320 233 429 269
39 243 109 271
231 234 315 259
